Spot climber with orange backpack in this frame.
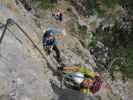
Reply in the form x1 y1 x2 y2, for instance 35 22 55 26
58 64 103 95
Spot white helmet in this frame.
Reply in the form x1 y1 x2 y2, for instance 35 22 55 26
73 72 84 84
62 29 66 36
43 29 46 33
49 32 53 36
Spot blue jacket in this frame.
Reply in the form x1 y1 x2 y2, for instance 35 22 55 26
43 31 56 46
44 37 55 46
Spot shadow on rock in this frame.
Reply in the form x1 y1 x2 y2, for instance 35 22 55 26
50 80 96 100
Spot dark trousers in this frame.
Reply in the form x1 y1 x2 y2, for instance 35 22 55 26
53 45 60 60
45 45 61 62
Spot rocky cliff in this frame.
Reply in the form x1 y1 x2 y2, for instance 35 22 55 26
0 0 132 100
0 0 96 100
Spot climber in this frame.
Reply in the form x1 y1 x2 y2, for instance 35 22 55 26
43 28 65 62
52 9 63 22
59 65 102 95
56 10 63 22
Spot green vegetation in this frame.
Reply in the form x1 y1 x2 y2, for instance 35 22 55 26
85 0 97 15
92 21 133 78
77 24 87 34
103 0 133 15
33 0 57 9
119 0 133 15
89 38 97 48
83 0 133 16
102 0 121 7
111 44 133 78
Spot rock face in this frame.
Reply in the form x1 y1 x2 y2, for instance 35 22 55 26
0 0 96 100
0 1 54 100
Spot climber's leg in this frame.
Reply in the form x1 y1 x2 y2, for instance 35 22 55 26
53 45 61 62
43 45 52 55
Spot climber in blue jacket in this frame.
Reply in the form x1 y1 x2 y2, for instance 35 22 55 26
43 29 61 62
